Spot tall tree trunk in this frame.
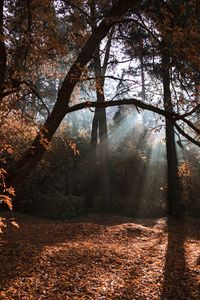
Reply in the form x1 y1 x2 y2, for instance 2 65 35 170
85 111 98 210
96 87 111 213
84 1 112 212
94 49 111 212
140 55 146 102
0 0 6 103
85 49 111 212
162 46 181 217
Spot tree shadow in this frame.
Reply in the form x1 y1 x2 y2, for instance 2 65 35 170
162 218 200 300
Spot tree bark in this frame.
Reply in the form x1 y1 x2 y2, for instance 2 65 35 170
94 55 111 213
84 111 98 210
140 55 146 101
85 48 111 212
0 0 6 103
162 45 181 217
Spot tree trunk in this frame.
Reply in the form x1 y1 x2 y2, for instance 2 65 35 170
85 48 111 212
97 98 111 212
84 1 112 212
0 0 6 103
84 111 98 210
162 46 181 217
140 55 146 101
95 49 111 212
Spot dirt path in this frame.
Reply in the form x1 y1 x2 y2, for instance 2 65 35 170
0 213 200 299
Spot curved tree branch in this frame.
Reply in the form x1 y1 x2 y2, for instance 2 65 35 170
65 98 200 147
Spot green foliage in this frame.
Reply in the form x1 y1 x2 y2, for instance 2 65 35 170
36 193 84 219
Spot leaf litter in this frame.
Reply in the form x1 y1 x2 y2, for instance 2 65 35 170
0 212 199 299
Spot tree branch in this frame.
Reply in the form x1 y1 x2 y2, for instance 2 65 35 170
65 98 200 146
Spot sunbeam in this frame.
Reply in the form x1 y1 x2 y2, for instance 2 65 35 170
108 109 167 216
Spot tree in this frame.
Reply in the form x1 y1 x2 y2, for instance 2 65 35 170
161 41 181 216
4 0 139 190
108 0 200 216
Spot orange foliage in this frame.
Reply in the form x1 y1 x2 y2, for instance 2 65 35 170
178 160 192 178
69 140 80 156
0 112 37 214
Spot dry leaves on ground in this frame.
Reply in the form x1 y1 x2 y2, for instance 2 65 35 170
0 212 200 299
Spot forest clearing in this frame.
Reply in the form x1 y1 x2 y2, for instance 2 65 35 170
0 213 200 300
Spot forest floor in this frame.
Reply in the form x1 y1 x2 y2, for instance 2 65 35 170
0 213 200 300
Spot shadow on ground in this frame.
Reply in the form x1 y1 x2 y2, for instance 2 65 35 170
162 218 200 300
